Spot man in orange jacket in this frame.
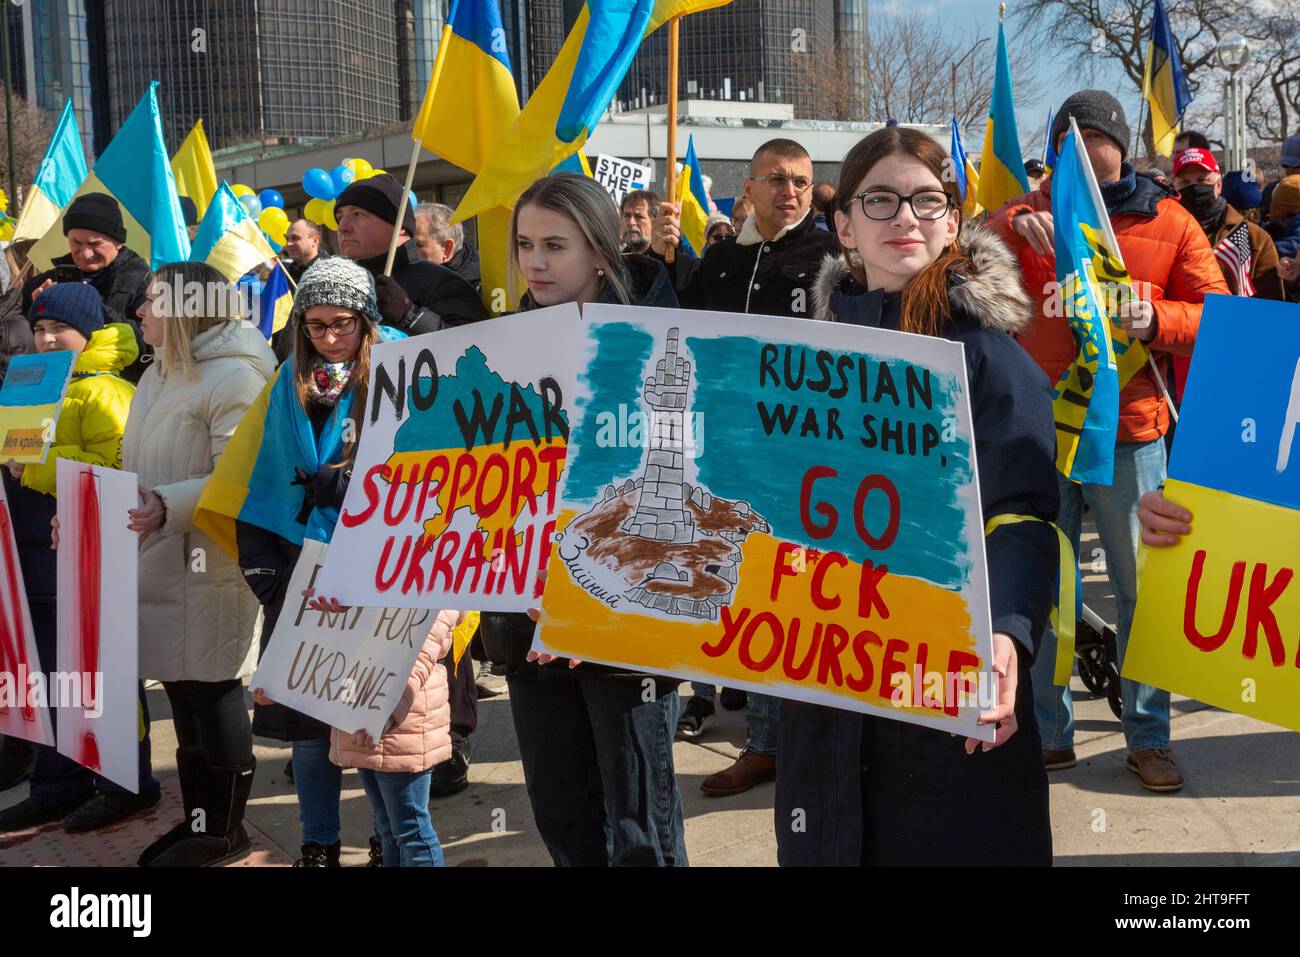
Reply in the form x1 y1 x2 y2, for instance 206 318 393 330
988 90 1229 793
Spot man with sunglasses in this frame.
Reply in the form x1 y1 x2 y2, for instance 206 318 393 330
650 138 839 319
647 139 838 800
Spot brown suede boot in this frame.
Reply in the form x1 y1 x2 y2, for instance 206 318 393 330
1042 747 1077 770
1126 748 1184 792
700 750 775 797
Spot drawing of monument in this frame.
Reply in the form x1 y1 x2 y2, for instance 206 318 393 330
556 327 768 622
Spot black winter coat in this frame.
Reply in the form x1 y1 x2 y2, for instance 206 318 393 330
356 239 488 333
655 209 840 318
774 226 1060 867
24 246 151 383
480 253 681 692
2 471 55 605
446 242 482 296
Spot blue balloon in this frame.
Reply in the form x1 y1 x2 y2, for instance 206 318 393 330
303 167 335 201
330 165 355 196
258 188 285 210
239 194 262 219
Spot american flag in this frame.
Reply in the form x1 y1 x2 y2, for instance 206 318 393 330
1214 221 1256 296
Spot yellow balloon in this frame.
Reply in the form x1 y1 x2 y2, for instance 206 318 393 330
231 183 256 199
363 168 388 180
259 207 290 243
324 201 338 231
343 157 374 178
303 198 329 225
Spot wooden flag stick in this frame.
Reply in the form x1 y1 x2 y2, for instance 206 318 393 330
664 16 680 265
383 140 422 277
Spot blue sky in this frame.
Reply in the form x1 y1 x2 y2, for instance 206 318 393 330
906 0 1146 158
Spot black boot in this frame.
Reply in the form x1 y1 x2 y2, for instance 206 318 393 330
148 757 256 867
63 789 161 833
138 748 203 867
294 841 342 867
366 836 384 867
0 736 35 792
429 739 470 797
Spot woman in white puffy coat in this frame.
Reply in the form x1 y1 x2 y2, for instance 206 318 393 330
122 261 276 868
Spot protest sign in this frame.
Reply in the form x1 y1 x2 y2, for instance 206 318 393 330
0 478 55 746
315 307 583 612
253 539 438 739
1125 296 1300 732
534 304 997 739
0 351 75 463
593 154 654 205
56 461 139 792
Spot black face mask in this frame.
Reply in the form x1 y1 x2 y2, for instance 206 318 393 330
1179 183 1224 226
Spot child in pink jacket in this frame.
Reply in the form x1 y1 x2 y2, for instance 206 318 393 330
330 608 463 867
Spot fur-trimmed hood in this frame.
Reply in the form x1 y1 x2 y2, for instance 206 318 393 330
810 224 1033 334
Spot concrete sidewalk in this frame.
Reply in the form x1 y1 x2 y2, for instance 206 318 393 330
3 673 1298 867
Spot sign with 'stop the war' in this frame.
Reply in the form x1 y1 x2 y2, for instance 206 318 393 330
534 304 998 740
314 306 584 612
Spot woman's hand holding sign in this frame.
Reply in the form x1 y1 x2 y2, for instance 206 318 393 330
965 632 1019 755
525 569 583 669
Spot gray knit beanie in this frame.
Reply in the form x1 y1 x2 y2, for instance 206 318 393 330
291 257 383 328
1051 90 1131 160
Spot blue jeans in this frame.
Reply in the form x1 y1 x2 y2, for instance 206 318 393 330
292 738 342 846
685 684 780 754
508 676 687 866
357 767 443 867
1031 438 1172 752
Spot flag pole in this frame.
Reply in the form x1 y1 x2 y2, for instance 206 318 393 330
664 16 680 265
383 143 422 277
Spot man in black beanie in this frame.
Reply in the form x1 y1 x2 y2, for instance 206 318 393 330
333 173 487 334
22 192 151 383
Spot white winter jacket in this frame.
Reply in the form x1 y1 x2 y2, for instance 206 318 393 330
122 321 277 682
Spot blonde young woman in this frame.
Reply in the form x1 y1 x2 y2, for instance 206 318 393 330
126 261 275 866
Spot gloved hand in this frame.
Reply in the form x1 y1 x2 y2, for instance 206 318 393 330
374 275 415 330
292 464 352 517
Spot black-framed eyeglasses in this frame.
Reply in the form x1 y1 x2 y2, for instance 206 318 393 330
751 173 814 192
301 316 358 339
846 188 953 221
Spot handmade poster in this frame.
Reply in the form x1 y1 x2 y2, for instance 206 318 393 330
593 154 654 205
1126 296 1300 732
0 479 55 746
55 461 140 792
253 539 438 739
0 350 75 463
315 307 583 612
534 304 997 739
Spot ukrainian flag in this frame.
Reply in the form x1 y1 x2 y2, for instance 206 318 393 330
975 21 1030 213
676 134 709 254
12 100 87 244
29 83 190 271
552 150 594 177
1142 0 1192 157
454 0 734 223
412 0 522 314
1050 119 1150 485
257 261 294 340
1043 107 1058 173
190 182 277 284
171 119 219 220
950 118 981 219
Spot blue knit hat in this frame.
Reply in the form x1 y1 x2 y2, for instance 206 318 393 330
29 282 106 341
1222 171 1263 211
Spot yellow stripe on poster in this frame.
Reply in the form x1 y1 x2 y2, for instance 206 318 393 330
1124 479 1300 733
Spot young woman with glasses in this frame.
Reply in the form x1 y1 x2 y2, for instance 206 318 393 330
777 126 1062 866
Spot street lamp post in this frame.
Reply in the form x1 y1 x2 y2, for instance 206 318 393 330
1216 33 1251 172
0 0 17 204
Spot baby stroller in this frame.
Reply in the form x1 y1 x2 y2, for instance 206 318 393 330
1074 603 1122 718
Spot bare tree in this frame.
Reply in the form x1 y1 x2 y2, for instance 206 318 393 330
1015 0 1300 146
793 12 998 128
0 92 56 206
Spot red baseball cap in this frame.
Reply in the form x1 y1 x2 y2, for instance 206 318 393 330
1173 148 1221 177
